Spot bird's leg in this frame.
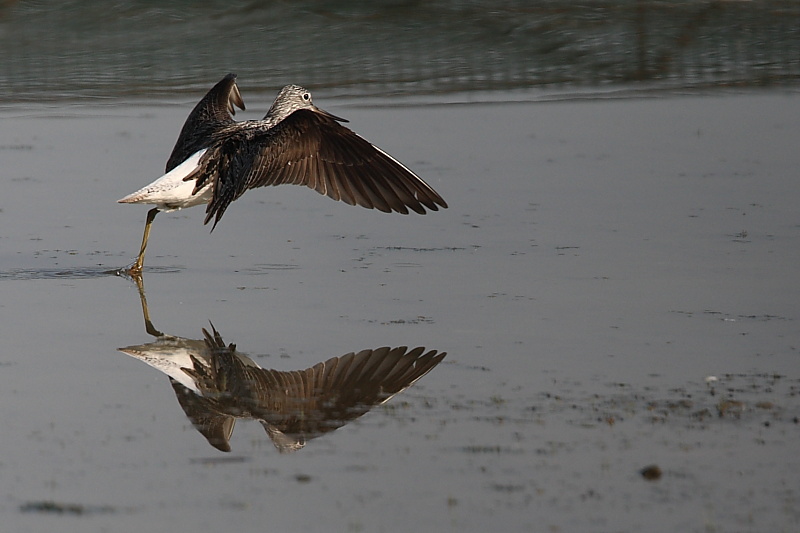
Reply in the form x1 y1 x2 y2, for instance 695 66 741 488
132 273 164 337
129 208 159 276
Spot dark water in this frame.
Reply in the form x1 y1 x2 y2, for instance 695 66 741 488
1 0 799 102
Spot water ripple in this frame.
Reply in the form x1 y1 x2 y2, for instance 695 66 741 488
242 263 301 274
0 266 181 280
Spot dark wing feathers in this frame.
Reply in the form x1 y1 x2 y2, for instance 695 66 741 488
198 129 264 229
166 73 244 172
199 109 447 229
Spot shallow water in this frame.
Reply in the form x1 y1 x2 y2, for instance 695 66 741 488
1 87 799 532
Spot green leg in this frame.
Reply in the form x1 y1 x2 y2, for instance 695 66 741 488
129 207 159 276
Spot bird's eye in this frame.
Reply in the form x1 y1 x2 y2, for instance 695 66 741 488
303 93 310 101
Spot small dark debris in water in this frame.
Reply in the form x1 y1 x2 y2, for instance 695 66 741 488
580 489 600 501
461 364 492 372
640 465 662 481
19 501 117 515
717 399 745 418
692 408 713 420
189 456 249 465
460 445 523 455
671 399 694 410
378 246 467 252
295 473 312 483
463 445 503 454
492 483 526 493
730 230 749 242
490 395 506 405
380 316 434 325
1 144 34 150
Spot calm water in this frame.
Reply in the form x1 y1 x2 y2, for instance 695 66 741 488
1 2 800 532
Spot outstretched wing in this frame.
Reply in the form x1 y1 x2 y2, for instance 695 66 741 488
199 109 448 229
166 73 245 172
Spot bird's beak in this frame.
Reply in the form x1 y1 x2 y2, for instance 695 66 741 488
314 106 348 123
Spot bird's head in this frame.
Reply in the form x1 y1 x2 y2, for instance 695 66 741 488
265 85 347 123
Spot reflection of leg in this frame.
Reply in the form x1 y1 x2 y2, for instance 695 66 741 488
131 208 159 275
133 273 163 337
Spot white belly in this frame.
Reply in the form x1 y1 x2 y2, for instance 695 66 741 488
118 149 211 212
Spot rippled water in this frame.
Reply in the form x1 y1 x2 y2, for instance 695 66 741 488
1 0 798 101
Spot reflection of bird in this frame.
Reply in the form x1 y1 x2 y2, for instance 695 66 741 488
120 325 445 453
118 73 448 275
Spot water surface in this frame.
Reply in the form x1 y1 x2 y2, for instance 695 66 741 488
1 2 799 531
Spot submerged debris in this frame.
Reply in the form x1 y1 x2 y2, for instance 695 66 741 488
717 399 745 418
19 500 117 516
640 465 663 481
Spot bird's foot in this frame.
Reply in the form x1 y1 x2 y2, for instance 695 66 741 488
115 259 144 280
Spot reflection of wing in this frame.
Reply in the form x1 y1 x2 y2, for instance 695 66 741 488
265 346 445 446
185 326 446 452
170 378 236 453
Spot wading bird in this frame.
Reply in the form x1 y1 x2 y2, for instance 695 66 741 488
118 74 447 275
